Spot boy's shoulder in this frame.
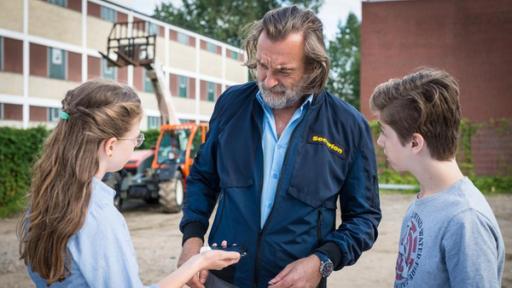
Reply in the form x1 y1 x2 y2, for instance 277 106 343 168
415 177 497 228
447 178 499 227
449 177 494 217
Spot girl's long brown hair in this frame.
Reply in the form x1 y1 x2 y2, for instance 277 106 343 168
18 80 142 284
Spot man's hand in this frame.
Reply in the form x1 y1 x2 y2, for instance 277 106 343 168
268 255 322 288
178 237 207 288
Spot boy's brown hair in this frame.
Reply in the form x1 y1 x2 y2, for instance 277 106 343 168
370 68 461 161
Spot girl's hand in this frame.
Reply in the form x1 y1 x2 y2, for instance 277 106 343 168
200 250 240 270
199 241 241 270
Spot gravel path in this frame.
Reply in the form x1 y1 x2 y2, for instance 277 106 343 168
0 194 510 287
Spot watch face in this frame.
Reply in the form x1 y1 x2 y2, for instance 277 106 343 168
321 260 334 277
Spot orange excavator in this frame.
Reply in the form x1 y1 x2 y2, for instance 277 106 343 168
101 21 207 212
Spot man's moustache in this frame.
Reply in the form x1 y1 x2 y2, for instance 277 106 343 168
262 85 286 94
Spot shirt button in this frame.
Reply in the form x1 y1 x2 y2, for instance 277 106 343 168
272 173 279 179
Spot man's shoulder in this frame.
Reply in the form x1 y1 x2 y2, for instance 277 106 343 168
219 81 258 105
319 90 370 141
322 91 364 122
209 81 258 126
225 81 259 94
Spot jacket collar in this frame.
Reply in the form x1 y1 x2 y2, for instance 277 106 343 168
310 89 326 108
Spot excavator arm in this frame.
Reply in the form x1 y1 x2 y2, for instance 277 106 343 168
145 62 180 125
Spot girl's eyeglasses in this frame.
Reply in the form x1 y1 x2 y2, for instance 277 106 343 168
119 132 145 148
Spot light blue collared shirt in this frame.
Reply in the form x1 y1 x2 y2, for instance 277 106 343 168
256 91 313 228
28 177 158 288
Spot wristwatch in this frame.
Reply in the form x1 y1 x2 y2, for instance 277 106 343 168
315 252 333 278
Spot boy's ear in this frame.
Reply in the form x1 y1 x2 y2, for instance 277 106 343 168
410 133 425 154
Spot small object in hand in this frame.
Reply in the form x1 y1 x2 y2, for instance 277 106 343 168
211 243 247 257
200 245 212 253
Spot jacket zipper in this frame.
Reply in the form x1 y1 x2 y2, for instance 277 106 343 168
253 107 311 287
317 209 323 246
253 108 264 288
209 192 225 242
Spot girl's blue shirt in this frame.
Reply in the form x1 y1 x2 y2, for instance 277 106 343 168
28 177 159 288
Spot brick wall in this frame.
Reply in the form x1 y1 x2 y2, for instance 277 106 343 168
472 121 512 176
29 43 47 77
67 51 81 82
3 38 23 74
169 74 178 96
361 0 512 177
4 104 22 120
87 56 100 79
29 106 47 122
188 78 195 99
361 0 512 122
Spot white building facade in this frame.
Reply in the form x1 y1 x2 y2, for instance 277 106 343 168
0 0 248 129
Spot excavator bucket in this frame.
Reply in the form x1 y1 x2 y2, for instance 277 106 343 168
100 21 156 68
99 21 179 125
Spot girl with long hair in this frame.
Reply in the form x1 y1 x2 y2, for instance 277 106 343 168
18 80 239 287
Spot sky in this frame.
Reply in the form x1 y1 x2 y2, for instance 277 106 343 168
120 0 362 42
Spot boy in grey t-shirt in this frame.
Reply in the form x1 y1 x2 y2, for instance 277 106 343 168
369 68 505 287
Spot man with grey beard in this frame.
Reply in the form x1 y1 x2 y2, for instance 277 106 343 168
178 6 381 288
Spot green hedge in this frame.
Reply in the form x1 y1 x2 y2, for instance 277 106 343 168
369 120 512 194
470 176 512 194
0 127 160 218
138 129 160 150
0 127 49 218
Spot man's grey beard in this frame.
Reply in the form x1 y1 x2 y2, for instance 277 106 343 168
257 80 307 109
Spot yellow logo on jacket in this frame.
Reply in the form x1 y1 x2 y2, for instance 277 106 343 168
311 135 343 155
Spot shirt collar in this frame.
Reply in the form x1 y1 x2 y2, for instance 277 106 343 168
91 176 116 203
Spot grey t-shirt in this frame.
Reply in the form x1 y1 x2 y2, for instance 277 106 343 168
394 177 505 288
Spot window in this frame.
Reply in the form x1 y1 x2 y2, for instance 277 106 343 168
0 37 3 71
48 47 66 80
230 50 239 61
177 33 189 45
157 132 172 163
3 103 22 120
48 0 67 7
48 107 61 122
101 58 116 80
147 116 161 129
144 73 153 93
100 6 116 23
206 42 217 53
147 23 158 35
178 76 187 97
207 82 215 102
157 130 188 163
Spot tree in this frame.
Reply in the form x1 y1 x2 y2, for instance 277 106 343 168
153 0 323 47
326 13 360 110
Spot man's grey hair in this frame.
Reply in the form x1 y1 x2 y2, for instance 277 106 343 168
243 5 330 95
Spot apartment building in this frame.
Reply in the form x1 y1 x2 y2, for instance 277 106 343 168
0 0 248 129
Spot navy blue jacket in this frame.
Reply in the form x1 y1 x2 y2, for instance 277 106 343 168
180 82 381 287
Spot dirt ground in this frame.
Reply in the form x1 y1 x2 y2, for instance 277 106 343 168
0 193 510 288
